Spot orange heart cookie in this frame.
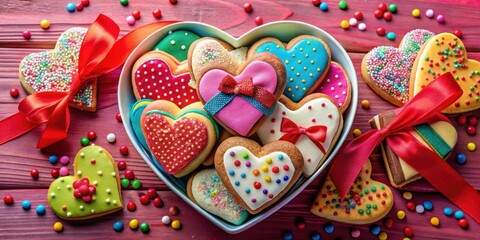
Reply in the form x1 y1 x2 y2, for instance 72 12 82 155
47 145 123 220
311 159 394 224
410 33 480 113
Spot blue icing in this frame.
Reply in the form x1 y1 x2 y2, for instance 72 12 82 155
255 38 329 102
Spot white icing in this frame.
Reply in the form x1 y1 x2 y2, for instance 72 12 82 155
223 146 295 211
257 98 341 176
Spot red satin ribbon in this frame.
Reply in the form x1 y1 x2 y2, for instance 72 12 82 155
279 117 327 154
218 75 277 107
0 14 177 148
329 72 480 224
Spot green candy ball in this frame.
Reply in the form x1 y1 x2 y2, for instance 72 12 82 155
132 179 142 189
121 178 130 188
80 137 90 146
120 0 128 6
338 0 348 10
389 4 398 13
140 222 150 233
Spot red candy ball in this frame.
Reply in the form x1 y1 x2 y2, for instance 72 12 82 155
458 218 469 228
354 11 364 20
152 9 162 19
378 3 388 12
244 3 253 12
255 16 263 26
30 168 39 179
147 188 158 199
10 88 20 98
383 12 393 21
115 113 122 123
124 169 135 180
132 10 141 20
51 169 60 178
140 195 150 205
403 226 414 237
81 0 89 6
468 116 477 126
169 0 177 4
376 27 386 36
87 131 97 140
76 3 84 11
466 126 477 136
120 145 129 156
312 0 321 6
117 161 127 170
383 217 394 228
454 30 463 39
153 197 164 208
22 31 31 40
127 201 137 211
457 114 467 125
374 9 383 19
4 195 14 205
406 201 415 211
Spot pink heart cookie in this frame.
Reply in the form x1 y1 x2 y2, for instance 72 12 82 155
132 51 199 107
197 53 286 137
314 62 352 112
19 27 97 112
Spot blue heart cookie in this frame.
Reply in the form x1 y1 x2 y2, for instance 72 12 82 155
251 36 331 102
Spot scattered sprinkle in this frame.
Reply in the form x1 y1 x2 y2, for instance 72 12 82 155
430 217 440 227
412 9 420 18
129 219 139 230
244 3 253 13
358 23 367 31
40 19 50 29
66 2 76 12
443 207 453 216
402 192 412 200
454 210 464 220
36 204 46 215
467 142 476 152
113 221 124 232
171 220 182 230
397 210 406 220
22 200 31 210
319 2 328 11
53 222 64 232
369 224 381 235
426 9 434 18
323 222 335 234
352 128 362 137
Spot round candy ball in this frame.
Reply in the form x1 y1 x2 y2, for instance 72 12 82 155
436 14 445 23
458 218 469 228
349 18 358 27
467 142 476 152
386 32 396 41
22 200 31 210
171 220 182 230
132 179 142 189
403 226 414 237
354 11 363 20
412 9 420 18
456 153 467 165
153 197 164 208
113 221 124 232
396 210 406 220
454 210 464 220
426 9 434 18
338 0 348 10
466 126 476 136
60 156 70 165
352 129 362 138
369 224 381 235
243 3 253 12
443 207 453 216
162 215 171 225
423 200 433 211
126 16 136 26
48 155 58 164
374 9 383 19
129 219 139 230
310 231 320 240
59 167 69 176
121 178 130 188
376 27 386 36
255 16 263 26
140 222 150 233
36 204 46 215
106 133 116 143
402 192 412 200
120 0 128 6
378 232 388 240
22 31 31 40
415 204 425 214
152 9 162 19
378 3 388 12
430 217 440 227
358 23 367 31
80 137 90 146
454 29 463 38
115 113 122 122
120 145 129 155
323 222 335 234
283 230 293 240
127 201 136 211
350 227 361 238
340 20 350 29
40 19 50 29
319 2 328 11
53 222 64 232
4 195 14 205
66 2 76 12
389 4 398 13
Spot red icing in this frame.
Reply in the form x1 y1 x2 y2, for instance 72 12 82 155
134 59 199 107
72 178 96 203
144 114 208 175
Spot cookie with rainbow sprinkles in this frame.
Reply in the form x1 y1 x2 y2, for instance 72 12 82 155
19 27 97 112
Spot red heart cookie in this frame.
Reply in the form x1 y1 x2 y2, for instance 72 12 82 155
215 137 304 214
141 100 219 177
132 51 199 107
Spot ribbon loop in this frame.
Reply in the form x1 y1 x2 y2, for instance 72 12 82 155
279 117 328 154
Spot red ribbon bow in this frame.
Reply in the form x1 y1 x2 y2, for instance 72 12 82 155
329 72 480 224
218 75 276 107
0 14 176 148
279 117 327 154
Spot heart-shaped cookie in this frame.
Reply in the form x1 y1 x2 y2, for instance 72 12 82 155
314 62 352 112
187 168 249 225
370 110 457 188
132 51 199 107
154 30 201 62
362 29 434 106
257 93 343 177
249 35 331 102
19 27 98 112
311 159 394 224
196 50 286 137
47 145 123 220
141 100 219 177
410 33 480 113
215 137 304 214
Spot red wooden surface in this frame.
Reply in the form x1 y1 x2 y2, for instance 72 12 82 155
0 0 479 239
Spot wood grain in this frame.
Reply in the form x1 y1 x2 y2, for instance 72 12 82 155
0 0 479 239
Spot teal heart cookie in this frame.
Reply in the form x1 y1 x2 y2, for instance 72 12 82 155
249 35 331 102
130 99 153 152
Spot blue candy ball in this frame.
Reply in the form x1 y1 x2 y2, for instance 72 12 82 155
311 231 321 240
319 2 328 11
66 3 76 12
369 224 381 235
323 222 335 234
456 153 467 165
113 221 124 232
283 230 293 240
454 210 464 220
48 155 58 164
423 200 433 211
443 207 453 216
36 204 46 215
22 200 31 210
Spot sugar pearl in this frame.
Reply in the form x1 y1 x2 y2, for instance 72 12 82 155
349 18 358 27
106 133 116 143
358 23 366 31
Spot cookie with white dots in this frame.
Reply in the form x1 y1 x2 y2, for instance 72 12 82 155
132 51 199 107
257 93 343 177
141 100 219 177
215 137 304 214
154 30 201 62
248 35 331 102
313 62 352 112
47 145 123 220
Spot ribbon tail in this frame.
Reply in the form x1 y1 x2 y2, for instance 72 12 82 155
310 138 327 155
328 130 384 198
0 113 39 145
388 133 480 224
36 100 71 149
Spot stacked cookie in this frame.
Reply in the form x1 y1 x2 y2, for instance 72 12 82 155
129 31 353 224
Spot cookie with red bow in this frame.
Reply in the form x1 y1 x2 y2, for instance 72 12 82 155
215 137 304 214
257 93 343 177
141 100 219 177
132 51 199 107
190 39 286 136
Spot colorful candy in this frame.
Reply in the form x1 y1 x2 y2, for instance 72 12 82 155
412 9 420 18
358 23 367 31
171 220 181 230
59 166 69 176
121 178 130 188
22 200 31 210
426 9 434 18
81 0 90 6
443 207 453 216
423 200 433 211
389 4 398 13
162 215 171 225
244 3 253 12
48 155 58 164
383 218 394 228
120 0 128 6
454 210 464 219
132 179 142 189
354 11 363 20
127 201 136 211
36 204 46 215
294 217 306 229
374 9 383 19
283 230 293 240
152 9 162 19
153 197 164 208
169 206 180 215
126 16 136 26
338 0 348 10
352 128 362 137
378 3 388 12
403 226 414 237
378 231 388 240
40 19 50 29
376 27 386 36
53 222 64 232
132 10 141 20
312 0 321 6
76 3 84 11
3 195 14 205
397 210 406 220
51 169 59 178
454 29 463 39
456 154 467 165
30 168 39 179
311 231 320 240
467 142 476 152
60 156 70 165
340 20 350 29
147 188 158 199
113 221 124 232
129 219 139 230
430 217 440 227
458 218 469 228
457 115 467 125
120 145 129 155
466 126 476 136
140 222 150 233
169 0 178 4
369 224 381 235
22 31 31 40
255 16 263 25
350 227 361 238
80 137 90 146
406 201 415 211
319 2 328 11
383 12 393 21
402 192 412 200
349 18 358 27
361 99 370 109
87 131 97 140
140 195 149 205
436 15 445 23
115 113 122 122
323 222 334 234
415 204 425 214
386 32 396 41
117 161 127 170
66 3 76 12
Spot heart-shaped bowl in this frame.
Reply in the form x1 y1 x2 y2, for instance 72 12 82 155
119 21 357 234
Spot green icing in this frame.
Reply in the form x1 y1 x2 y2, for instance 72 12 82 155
47 146 122 219
414 123 452 158
154 30 201 62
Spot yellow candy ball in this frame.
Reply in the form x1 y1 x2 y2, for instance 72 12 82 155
412 9 420 18
403 238 411 240
129 219 139 230
352 129 362 138
53 222 63 232
379 231 388 240
171 219 182 230
467 142 476 152
430 217 440 227
402 191 412 200
396 210 406 220
40 19 50 29
340 20 350 29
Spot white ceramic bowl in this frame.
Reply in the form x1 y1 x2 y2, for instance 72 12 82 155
118 21 357 234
